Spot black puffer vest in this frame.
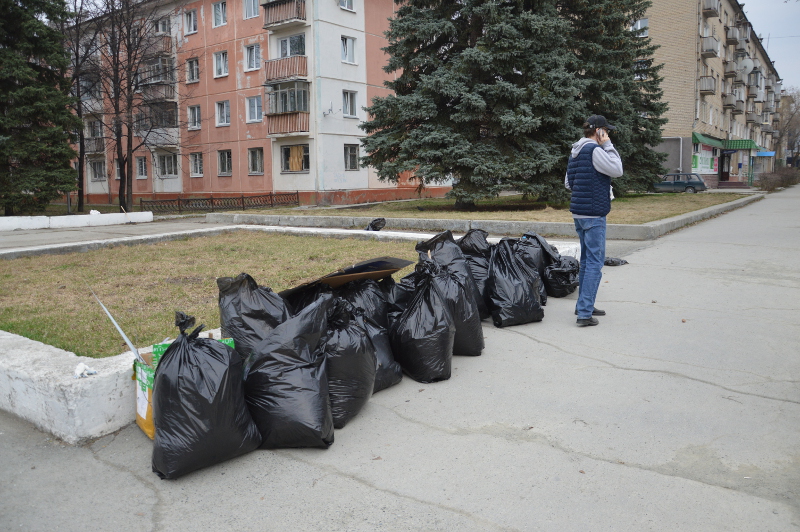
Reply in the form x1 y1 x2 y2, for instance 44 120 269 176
566 143 611 217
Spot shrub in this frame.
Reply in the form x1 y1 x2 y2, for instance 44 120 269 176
756 168 800 192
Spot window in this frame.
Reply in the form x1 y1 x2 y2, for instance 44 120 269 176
631 18 648 37
154 17 170 34
148 102 178 128
185 10 197 34
341 36 355 63
279 34 305 58
136 156 148 179
189 153 203 177
158 153 178 177
267 82 309 114
114 159 121 180
186 58 199 82
218 150 232 175
213 1 227 27
339 0 354 10
142 56 174 84
342 90 357 117
87 120 102 138
89 159 106 181
344 144 358 170
216 100 230 126
244 0 258 19
281 144 309 172
245 44 261 71
214 51 228 77
248 147 264 174
188 105 201 129
246 96 262 122
633 60 648 81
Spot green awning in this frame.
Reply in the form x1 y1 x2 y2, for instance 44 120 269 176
692 132 725 148
724 139 760 150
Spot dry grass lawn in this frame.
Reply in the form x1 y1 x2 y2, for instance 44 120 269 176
0 232 417 358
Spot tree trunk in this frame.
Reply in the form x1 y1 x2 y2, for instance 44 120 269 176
454 199 476 210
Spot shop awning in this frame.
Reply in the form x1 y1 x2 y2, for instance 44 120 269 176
756 151 776 157
724 139 761 151
692 132 725 148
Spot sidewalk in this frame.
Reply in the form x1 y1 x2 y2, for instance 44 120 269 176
1 188 798 531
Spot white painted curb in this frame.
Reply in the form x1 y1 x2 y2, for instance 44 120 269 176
0 211 153 232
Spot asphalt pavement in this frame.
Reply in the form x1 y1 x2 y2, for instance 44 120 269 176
0 191 799 531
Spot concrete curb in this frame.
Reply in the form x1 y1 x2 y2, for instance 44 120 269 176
0 212 152 231
207 193 764 240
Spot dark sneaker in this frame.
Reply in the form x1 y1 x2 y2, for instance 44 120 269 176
575 308 606 316
577 317 599 327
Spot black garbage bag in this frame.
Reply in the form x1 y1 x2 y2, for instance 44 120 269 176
152 312 262 480
356 313 402 393
322 301 377 428
543 256 580 297
416 230 489 320
456 229 492 312
521 231 562 264
377 275 396 297
513 239 548 306
386 270 419 329
218 273 292 361
335 278 389 328
284 283 333 315
389 261 455 383
605 257 629 266
487 239 545 327
365 218 386 231
244 295 335 449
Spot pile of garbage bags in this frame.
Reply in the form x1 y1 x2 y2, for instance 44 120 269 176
151 230 577 479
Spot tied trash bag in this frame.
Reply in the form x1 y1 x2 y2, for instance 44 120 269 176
544 256 580 298
285 283 333 315
336 279 389 329
152 312 261 480
456 229 492 312
322 300 377 428
244 295 335 449
487 239 545 327
218 273 292 361
416 231 489 321
357 313 402 393
365 218 386 231
386 270 419 329
389 261 455 383
513 239 548 306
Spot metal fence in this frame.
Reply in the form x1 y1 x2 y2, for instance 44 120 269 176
139 192 299 214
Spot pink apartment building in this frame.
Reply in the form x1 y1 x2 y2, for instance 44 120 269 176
81 0 450 206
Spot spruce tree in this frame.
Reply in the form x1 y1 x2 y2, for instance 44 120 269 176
361 0 584 207
558 0 668 194
0 0 81 215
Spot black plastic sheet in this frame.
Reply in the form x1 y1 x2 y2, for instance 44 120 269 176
244 295 335 449
487 239 545 327
218 273 292 360
152 312 261 480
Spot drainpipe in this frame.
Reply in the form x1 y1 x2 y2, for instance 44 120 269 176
662 137 683 172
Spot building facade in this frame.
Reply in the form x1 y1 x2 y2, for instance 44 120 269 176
80 0 448 206
646 0 784 188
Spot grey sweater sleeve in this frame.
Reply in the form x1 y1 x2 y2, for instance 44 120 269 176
592 141 624 178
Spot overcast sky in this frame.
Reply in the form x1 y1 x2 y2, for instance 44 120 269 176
741 0 800 89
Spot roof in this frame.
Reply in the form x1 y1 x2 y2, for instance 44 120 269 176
692 132 725 148
724 139 761 151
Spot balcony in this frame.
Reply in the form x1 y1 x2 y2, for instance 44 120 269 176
732 71 745 85
264 55 308 83
700 36 719 58
267 112 309 135
746 112 758 123
141 83 176 101
775 81 782 94
725 26 739 45
765 76 774 91
723 61 737 78
760 124 773 134
738 23 751 41
146 35 173 57
699 76 716 95
84 137 105 153
754 90 765 103
80 97 104 114
723 94 736 108
732 101 744 115
702 0 720 17
262 0 305 29
763 102 774 113
747 85 758 98
736 37 747 51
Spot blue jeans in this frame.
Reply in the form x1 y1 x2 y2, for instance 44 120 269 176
574 217 606 319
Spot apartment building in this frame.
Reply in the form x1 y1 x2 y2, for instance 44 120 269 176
646 0 783 188
80 0 448 206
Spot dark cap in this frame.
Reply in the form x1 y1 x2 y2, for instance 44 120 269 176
585 115 617 130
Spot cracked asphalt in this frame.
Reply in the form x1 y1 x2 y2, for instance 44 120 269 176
1 187 799 531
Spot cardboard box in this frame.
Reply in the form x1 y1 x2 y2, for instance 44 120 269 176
279 256 413 299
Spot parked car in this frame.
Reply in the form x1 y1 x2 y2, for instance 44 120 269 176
654 173 707 193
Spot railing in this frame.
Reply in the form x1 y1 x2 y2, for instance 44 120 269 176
747 85 758 98
737 23 751 41
723 94 736 108
732 101 745 114
746 112 758 123
702 0 720 17
141 83 176 101
267 112 309 134
699 76 716 94
146 35 173 57
724 62 737 78
725 26 739 45
700 36 719 58
140 192 300 213
264 55 308 82
760 124 773 134
263 0 305 27
85 137 105 153
736 37 747 51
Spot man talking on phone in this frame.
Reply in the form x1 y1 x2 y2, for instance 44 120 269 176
564 115 623 327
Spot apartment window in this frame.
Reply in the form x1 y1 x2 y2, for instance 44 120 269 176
342 90 357 117
633 60 648 81
631 18 648 37
154 17 170 34
245 44 261 71
188 105 201 129
189 152 203 177
87 119 102 138
216 100 230 126
344 144 358 170
281 144 309 172
341 36 356 63
186 58 199 83
244 0 258 19
136 156 148 179
158 153 178 178
267 82 309 114
248 147 264 174
213 1 227 27
218 150 232 175
279 34 305 58
246 96 262 122
114 159 121 180
185 10 197 34
214 51 228 77
89 159 106 181
339 0 354 10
